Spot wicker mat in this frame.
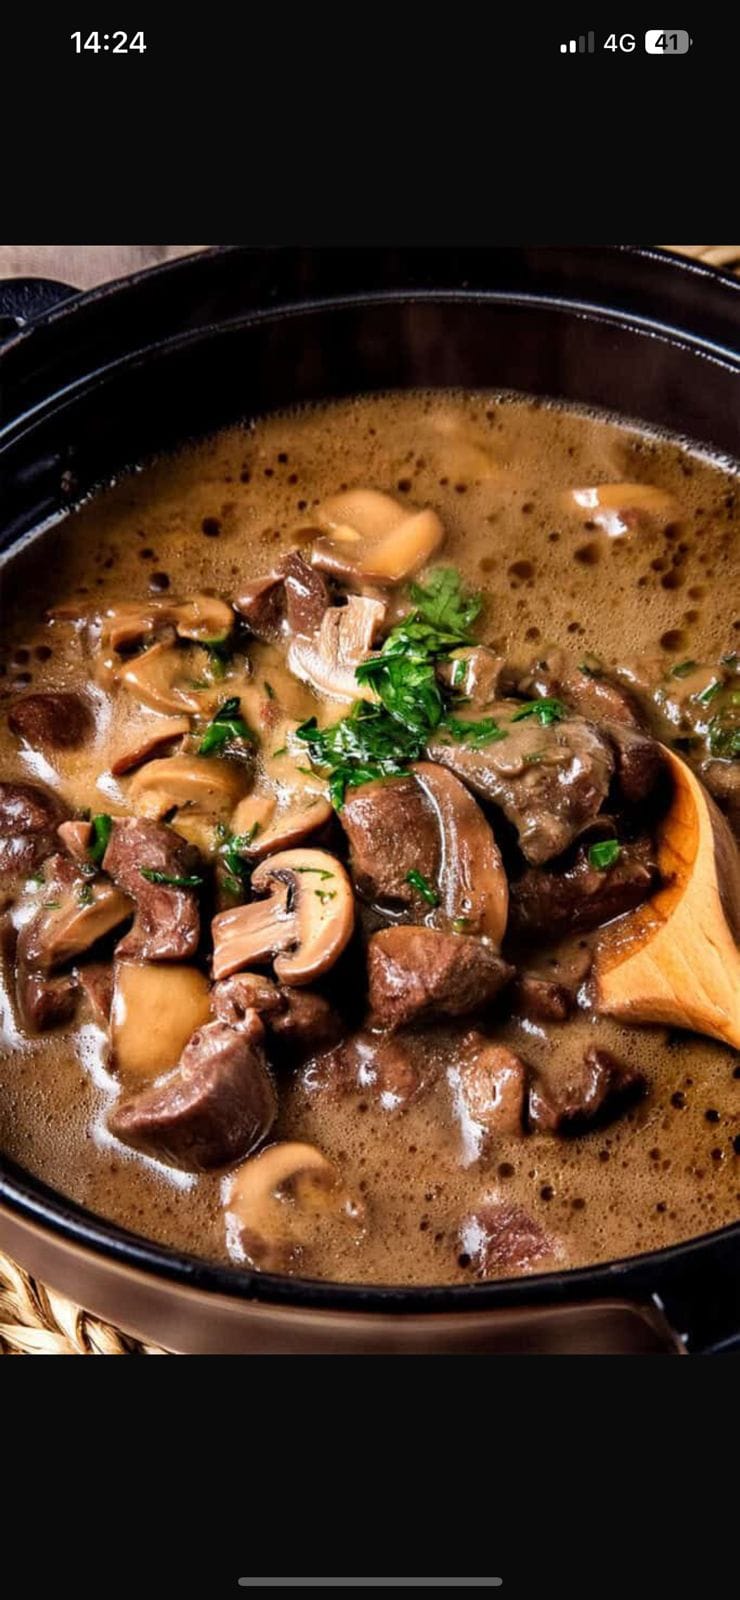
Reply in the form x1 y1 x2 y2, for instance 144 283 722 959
0 243 738 1355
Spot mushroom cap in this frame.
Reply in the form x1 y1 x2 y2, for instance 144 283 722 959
224 1140 365 1272
128 754 248 819
111 961 212 1080
120 640 205 715
310 489 444 585
244 796 333 858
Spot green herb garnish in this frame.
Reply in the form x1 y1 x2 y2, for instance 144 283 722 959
315 889 337 904
588 839 622 870
88 813 113 866
511 698 568 726
442 715 506 747
272 746 287 758
296 703 424 808
708 709 740 759
409 567 482 634
139 869 204 889
42 900 61 911
76 883 95 907
197 697 255 756
293 865 335 880
405 869 440 906
670 659 698 679
264 681 275 699
696 680 722 706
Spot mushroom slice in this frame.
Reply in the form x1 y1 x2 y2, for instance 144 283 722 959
127 754 247 820
111 961 212 1080
245 796 332 859
566 482 676 536
412 762 509 946
173 594 234 644
287 595 386 703
211 847 354 984
311 489 444 585
19 859 132 973
230 793 278 840
120 640 205 715
111 717 191 776
224 1141 365 1272
105 594 234 652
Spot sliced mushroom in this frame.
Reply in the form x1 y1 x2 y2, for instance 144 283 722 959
120 640 205 715
224 1141 365 1271
211 847 354 984
287 595 386 703
108 1016 276 1171
411 762 508 946
310 489 444 585
111 961 212 1079
127 754 248 820
566 482 676 536
173 594 234 644
110 717 191 776
104 594 234 652
242 796 333 859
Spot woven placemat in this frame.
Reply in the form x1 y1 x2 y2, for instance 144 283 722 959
1 243 738 1356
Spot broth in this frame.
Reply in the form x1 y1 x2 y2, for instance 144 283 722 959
0 390 737 1284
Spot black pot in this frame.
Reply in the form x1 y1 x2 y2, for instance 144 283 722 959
0 247 738 1354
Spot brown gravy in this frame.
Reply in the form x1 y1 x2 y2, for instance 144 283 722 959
0 391 738 1284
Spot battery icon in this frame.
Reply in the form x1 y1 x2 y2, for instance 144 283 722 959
645 30 692 53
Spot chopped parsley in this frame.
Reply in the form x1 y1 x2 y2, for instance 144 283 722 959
88 813 113 866
263 681 276 699
214 822 259 896
42 900 61 911
298 569 486 805
696 679 722 706
139 868 204 889
314 889 337 904
272 745 288 758
296 702 424 808
511 698 568 726
76 883 95 907
197 697 255 756
442 715 506 747
708 709 740 759
405 869 440 906
588 839 622 871
669 659 698 679
293 865 335 881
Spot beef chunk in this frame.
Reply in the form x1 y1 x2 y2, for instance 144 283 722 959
108 1017 277 1171
459 1203 556 1277
103 817 201 961
8 691 94 750
57 819 94 865
18 969 78 1033
702 759 740 838
438 646 509 710
428 704 614 864
340 776 440 907
17 854 131 973
519 651 642 728
212 971 341 1054
606 723 664 805
307 1031 424 1112
281 550 330 636
528 1045 645 1133
509 838 658 940
0 780 70 879
512 973 574 1022
234 572 286 641
453 1035 527 1142
77 962 114 1025
367 926 513 1030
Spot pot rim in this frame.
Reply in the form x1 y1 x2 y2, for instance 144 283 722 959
1 242 738 1314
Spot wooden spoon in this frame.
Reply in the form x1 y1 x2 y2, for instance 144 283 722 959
595 747 740 1048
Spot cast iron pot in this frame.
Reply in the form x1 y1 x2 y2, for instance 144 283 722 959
0 247 738 1355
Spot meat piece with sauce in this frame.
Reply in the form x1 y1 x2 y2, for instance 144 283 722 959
528 1046 645 1133
367 926 513 1030
509 837 658 940
0 781 70 880
102 817 201 961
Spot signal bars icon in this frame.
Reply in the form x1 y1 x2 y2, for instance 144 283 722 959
560 32 595 52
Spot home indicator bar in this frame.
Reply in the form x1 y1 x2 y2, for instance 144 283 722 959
560 32 595 52
237 1582 504 1590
